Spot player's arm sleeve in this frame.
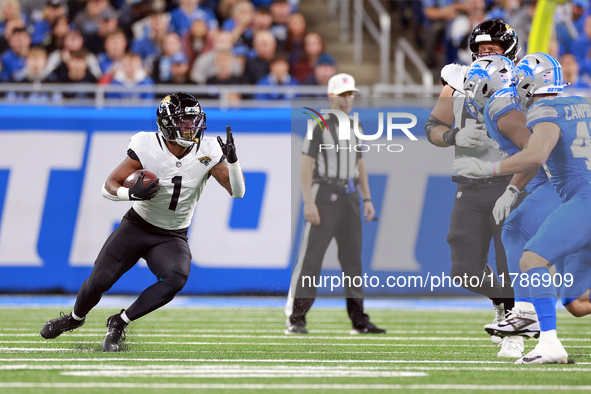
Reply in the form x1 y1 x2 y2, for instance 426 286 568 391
302 123 323 159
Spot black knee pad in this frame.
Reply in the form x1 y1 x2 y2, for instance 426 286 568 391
162 270 189 293
88 271 119 293
450 263 482 281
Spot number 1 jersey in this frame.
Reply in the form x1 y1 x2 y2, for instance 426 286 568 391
128 132 224 230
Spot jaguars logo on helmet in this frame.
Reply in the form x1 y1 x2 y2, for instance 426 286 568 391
469 18 519 61
157 92 207 149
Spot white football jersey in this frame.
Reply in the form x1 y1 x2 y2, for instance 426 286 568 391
441 63 504 172
128 132 224 230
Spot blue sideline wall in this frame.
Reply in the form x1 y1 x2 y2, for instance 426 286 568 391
0 105 493 296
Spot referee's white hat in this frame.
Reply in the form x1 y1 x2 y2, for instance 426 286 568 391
327 73 359 95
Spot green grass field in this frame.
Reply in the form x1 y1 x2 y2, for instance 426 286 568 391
0 305 590 393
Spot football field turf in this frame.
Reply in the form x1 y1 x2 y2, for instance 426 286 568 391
0 304 590 393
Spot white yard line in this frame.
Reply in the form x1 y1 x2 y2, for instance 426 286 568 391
0 382 590 390
2 340 591 350
1 357 590 365
1 364 591 373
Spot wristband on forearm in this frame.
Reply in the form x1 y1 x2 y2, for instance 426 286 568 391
442 127 459 146
101 185 130 201
116 187 131 201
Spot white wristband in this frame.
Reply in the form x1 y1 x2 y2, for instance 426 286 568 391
228 160 246 198
116 186 131 201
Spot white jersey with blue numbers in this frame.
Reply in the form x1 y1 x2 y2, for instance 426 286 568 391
484 87 549 193
441 64 505 169
526 96 591 201
128 131 224 230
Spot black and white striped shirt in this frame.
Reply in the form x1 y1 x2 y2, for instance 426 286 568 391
302 113 362 180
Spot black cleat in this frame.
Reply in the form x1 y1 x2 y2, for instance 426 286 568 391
350 322 386 334
284 324 308 335
40 312 85 339
101 311 128 352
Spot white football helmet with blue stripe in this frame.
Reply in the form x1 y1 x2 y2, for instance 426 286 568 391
463 55 516 118
514 53 565 109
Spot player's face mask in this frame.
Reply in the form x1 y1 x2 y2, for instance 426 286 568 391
171 114 203 141
170 114 206 147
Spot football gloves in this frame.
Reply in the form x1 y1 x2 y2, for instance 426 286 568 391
493 185 520 225
452 157 496 178
454 124 488 148
218 126 238 163
129 172 160 201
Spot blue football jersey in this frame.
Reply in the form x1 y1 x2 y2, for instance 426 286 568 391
484 87 549 193
526 96 591 201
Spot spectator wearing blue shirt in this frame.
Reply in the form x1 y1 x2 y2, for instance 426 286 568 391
131 11 170 61
30 0 67 46
421 0 464 69
0 27 31 82
150 31 185 83
168 51 191 85
107 51 154 100
556 0 589 57
562 53 591 91
169 0 219 37
255 53 299 100
572 14 591 65
269 0 291 52
222 1 255 57
97 29 127 78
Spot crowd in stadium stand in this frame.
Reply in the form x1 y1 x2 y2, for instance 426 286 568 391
3 0 591 101
0 0 339 101
398 0 591 91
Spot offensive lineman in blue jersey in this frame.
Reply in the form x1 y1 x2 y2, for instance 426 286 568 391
454 53 591 364
464 56 563 348
459 55 532 358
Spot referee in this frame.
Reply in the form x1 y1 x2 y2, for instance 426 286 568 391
285 73 386 335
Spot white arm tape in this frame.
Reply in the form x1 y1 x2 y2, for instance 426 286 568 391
228 160 245 198
102 185 130 201
116 186 131 201
102 185 119 201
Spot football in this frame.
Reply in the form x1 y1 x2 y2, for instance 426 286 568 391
123 170 159 188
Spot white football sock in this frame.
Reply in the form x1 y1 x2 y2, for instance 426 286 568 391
515 301 536 313
121 311 131 324
71 311 84 321
539 329 559 344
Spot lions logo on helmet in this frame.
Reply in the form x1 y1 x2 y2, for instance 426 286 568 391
464 55 516 118
514 53 565 109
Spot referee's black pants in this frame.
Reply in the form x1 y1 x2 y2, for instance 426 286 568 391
447 176 520 305
287 183 370 329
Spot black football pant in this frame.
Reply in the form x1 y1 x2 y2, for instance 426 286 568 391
74 209 191 321
287 184 369 329
447 177 522 308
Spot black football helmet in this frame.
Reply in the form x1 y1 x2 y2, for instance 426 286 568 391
469 18 518 61
156 92 206 149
